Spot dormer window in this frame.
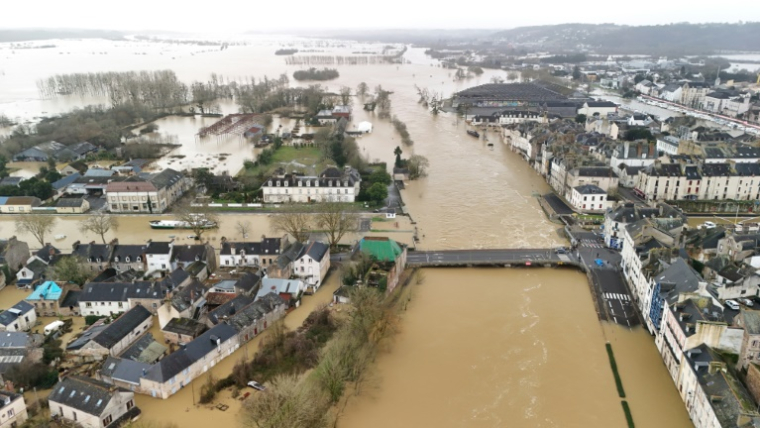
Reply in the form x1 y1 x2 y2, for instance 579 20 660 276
284 181 288 187
136 256 141 262
307 181 311 187
268 181 272 186
344 180 348 187
114 256 120 262
125 256 130 262
276 181 281 187
329 180 333 187
298 181 302 187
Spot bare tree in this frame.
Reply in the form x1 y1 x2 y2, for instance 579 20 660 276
174 203 220 240
270 207 313 243
339 86 352 106
15 214 57 247
78 211 119 244
356 82 368 97
241 375 335 428
314 200 359 249
235 220 252 240
407 154 430 180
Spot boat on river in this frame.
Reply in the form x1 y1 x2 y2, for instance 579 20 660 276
467 130 480 138
149 219 217 230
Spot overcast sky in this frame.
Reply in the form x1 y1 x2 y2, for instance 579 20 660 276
3 0 757 33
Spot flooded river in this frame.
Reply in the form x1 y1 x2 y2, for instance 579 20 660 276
0 36 692 426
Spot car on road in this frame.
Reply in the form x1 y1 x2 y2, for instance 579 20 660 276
554 247 568 254
247 381 266 391
725 300 741 310
698 221 717 230
740 298 754 307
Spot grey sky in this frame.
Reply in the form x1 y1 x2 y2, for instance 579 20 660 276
3 0 757 33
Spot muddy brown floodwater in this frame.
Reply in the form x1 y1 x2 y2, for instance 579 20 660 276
0 37 692 427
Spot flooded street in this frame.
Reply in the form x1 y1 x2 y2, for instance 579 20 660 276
0 37 692 427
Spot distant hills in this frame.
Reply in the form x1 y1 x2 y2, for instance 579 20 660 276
0 29 124 43
490 23 760 55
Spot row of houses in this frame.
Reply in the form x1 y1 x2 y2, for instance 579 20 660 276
12 141 98 162
261 166 362 204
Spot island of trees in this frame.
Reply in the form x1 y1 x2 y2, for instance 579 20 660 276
293 68 340 81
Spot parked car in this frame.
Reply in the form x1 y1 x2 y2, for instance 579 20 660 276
554 247 567 254
698 221 717 230
725 300 740 310
247 381 266 391
740 298 754 307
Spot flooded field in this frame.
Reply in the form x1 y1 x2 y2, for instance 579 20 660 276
0 36 692 427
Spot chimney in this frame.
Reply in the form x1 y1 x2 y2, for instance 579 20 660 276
190 290 195 302
72 240 81 250
49 247 55 257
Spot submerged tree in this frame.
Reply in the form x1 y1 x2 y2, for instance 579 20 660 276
270 207 313 243
46 256 93 286
15 214 57 247
314 200 359 249
235 220 252 240
174 203 220 240
407 154 430 180
78 211 119 244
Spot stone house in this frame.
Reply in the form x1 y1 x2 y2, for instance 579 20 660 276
736 309 760 372
226 292 287 344
110 244 146 273
266 242 303 279
156 279 206 328
139 324 239 399
161 318 207 345
359 237 408 294
219 237 286 269
48 375 139 428
0 237 30 275
205 295 254 327
72 241 116 273
170 243 216 273
24 280 67 317
68 306 152 362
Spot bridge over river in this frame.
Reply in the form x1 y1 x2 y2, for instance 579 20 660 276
406 248 640 328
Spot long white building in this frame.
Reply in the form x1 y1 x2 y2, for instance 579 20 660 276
262 166 361 203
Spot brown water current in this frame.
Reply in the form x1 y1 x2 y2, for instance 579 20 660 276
0 37 692 427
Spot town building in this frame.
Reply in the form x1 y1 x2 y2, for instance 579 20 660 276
0 391 27 427
78 282 167 316
262 166 362 203
0 237 30 276
48 375 139 428
257 277 305 305
569 184 609 213
0 301 36 332
161 318 207 344
68 306 153 361
24 280 66 317
156 279 206 328
106 169 188 213
225 293 287 344
293 241 330 292
170 243 216 272
111 244 146 273
139 324 239 399
0 196 42 213
736 309 760 372
219 237 286 268
55 197 90 213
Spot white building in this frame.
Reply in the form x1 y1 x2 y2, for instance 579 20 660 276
656 136 681 156
569 185 609 212
48 376 138 428
106 169 189 213
0 391 28 427
219 237 284 268
78 282 166 317
578 101 618 117
293 241 330 292
0 301 36 332
144 241 173 273
262 167 361 204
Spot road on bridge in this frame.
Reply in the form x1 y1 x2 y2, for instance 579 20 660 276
407 249 575 265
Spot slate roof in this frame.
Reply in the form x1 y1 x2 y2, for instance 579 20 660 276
0 177 24 187
655 258 703 304
574 184 606 194
143 242 172 255
101 356 151 385
683 344 757 427
34 244 61 264
298 241 329 262
170 280 206 312
111 245 145 263
60 290 81 309
55 197 88 208
673 299 724 338
219 238 283 256
149 169 184 190
205 292 236 307
574 167 617 178
162 317 207 338
143 323 237 382
235 272 262 294
119 333 166 364
586 101 617 108
66 324 108 351
92 305 152 349
274 242 304 270
740 309 760 335
207 295 254 325
72 242 112 262
258 278 303 301
84 169 116 177
171 244 209 263
0 332 31 348
49 375 125 417
0 301 34 327
227 293 286 332
79 282 166 303
158 268 189 291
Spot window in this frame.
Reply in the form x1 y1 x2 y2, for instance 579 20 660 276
7 408 14 417
86 302 92 308
127 400 134 410
118 302 123 308
102 415 113 426
73 412 77 421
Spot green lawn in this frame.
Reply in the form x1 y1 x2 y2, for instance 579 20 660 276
239 146 327 178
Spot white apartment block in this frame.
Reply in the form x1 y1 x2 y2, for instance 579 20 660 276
262 167 361 203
